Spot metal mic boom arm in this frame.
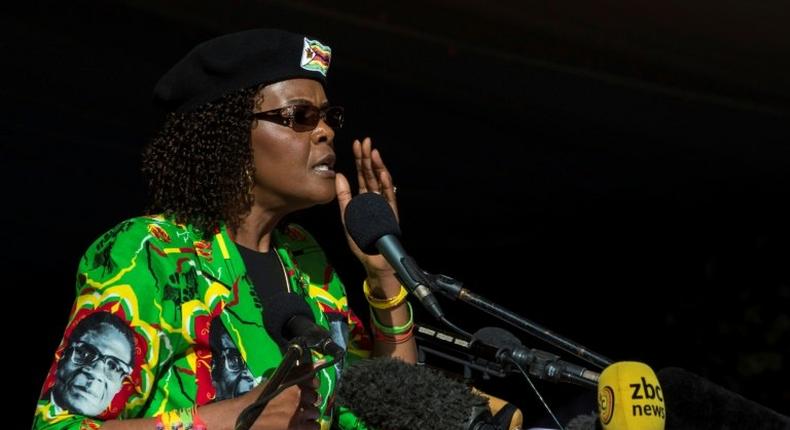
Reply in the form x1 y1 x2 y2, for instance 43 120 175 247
424 272 613 370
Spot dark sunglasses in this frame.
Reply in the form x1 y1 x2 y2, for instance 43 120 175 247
251 104 344 132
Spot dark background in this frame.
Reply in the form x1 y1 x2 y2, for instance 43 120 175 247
6 0 789 424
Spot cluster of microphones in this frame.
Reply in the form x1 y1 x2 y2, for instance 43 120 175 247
254 192 790 430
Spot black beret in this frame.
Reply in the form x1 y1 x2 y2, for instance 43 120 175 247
153 29 332 112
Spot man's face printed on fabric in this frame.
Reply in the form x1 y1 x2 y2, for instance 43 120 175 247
327 315 349 379
54 321 133 416
211 327 255 401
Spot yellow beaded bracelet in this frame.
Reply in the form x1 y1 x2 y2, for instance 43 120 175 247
363 279 408 310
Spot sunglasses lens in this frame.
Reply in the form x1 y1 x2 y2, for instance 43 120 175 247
281 105 344 132
291 105 321 132
325 106 344 129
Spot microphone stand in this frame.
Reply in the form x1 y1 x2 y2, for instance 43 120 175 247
235 338 344 430
235 342 304 430
424 273 613 370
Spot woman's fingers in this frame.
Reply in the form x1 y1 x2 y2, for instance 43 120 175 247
299 388 318 409
371 148 397 205
371 147 388 185
335 172 352 222
357 137 381 193
295 384 321 424
379 171 399 221
353 139 367 194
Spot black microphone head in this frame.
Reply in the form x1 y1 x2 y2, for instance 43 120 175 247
337 357 490 430
262 292 315 348
657 367 790 430
472 327 524 350
344 192 401 255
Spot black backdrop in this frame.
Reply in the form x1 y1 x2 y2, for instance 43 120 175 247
6 0 789 424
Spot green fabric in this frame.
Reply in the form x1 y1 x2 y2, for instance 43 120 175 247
335 406 371 430
33 215 372 430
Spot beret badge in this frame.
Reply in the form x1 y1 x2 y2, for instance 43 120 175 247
300 37 331 77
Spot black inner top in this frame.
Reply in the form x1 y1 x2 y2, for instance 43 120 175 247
235 243 289 301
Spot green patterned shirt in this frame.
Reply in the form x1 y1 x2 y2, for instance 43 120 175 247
33 215 372 430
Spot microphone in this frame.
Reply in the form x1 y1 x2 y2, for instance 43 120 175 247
475 327 600 388
597 361 665 430
567 412 602 430
657 367 790 430
344 192 445 320
337 357 503 430
416 324 600 388
262 292 344 358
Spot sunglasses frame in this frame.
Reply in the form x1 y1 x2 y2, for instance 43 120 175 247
251 104 344 132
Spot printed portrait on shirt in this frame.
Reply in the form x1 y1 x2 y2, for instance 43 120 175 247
209 320 255 401
325 312 349 379
52 312 135 416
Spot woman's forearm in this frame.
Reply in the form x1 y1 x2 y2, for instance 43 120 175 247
366 273 418 363
99 397 241 430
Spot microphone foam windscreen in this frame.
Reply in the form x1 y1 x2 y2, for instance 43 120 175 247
344 192 401 255
566 412 600 430
261 292 315 348
337 357 489 430
657 367 790 430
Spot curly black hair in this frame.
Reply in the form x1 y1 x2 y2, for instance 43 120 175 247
142 86 263 236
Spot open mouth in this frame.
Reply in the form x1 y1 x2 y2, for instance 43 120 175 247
312 154 336 175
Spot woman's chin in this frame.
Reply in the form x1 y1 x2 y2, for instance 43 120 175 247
314 181 339 204
292 188 336 209
314 190 337 205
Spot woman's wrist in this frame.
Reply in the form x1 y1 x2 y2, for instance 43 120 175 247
364 271 401 298
364 280 408 310
190 397 247 430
